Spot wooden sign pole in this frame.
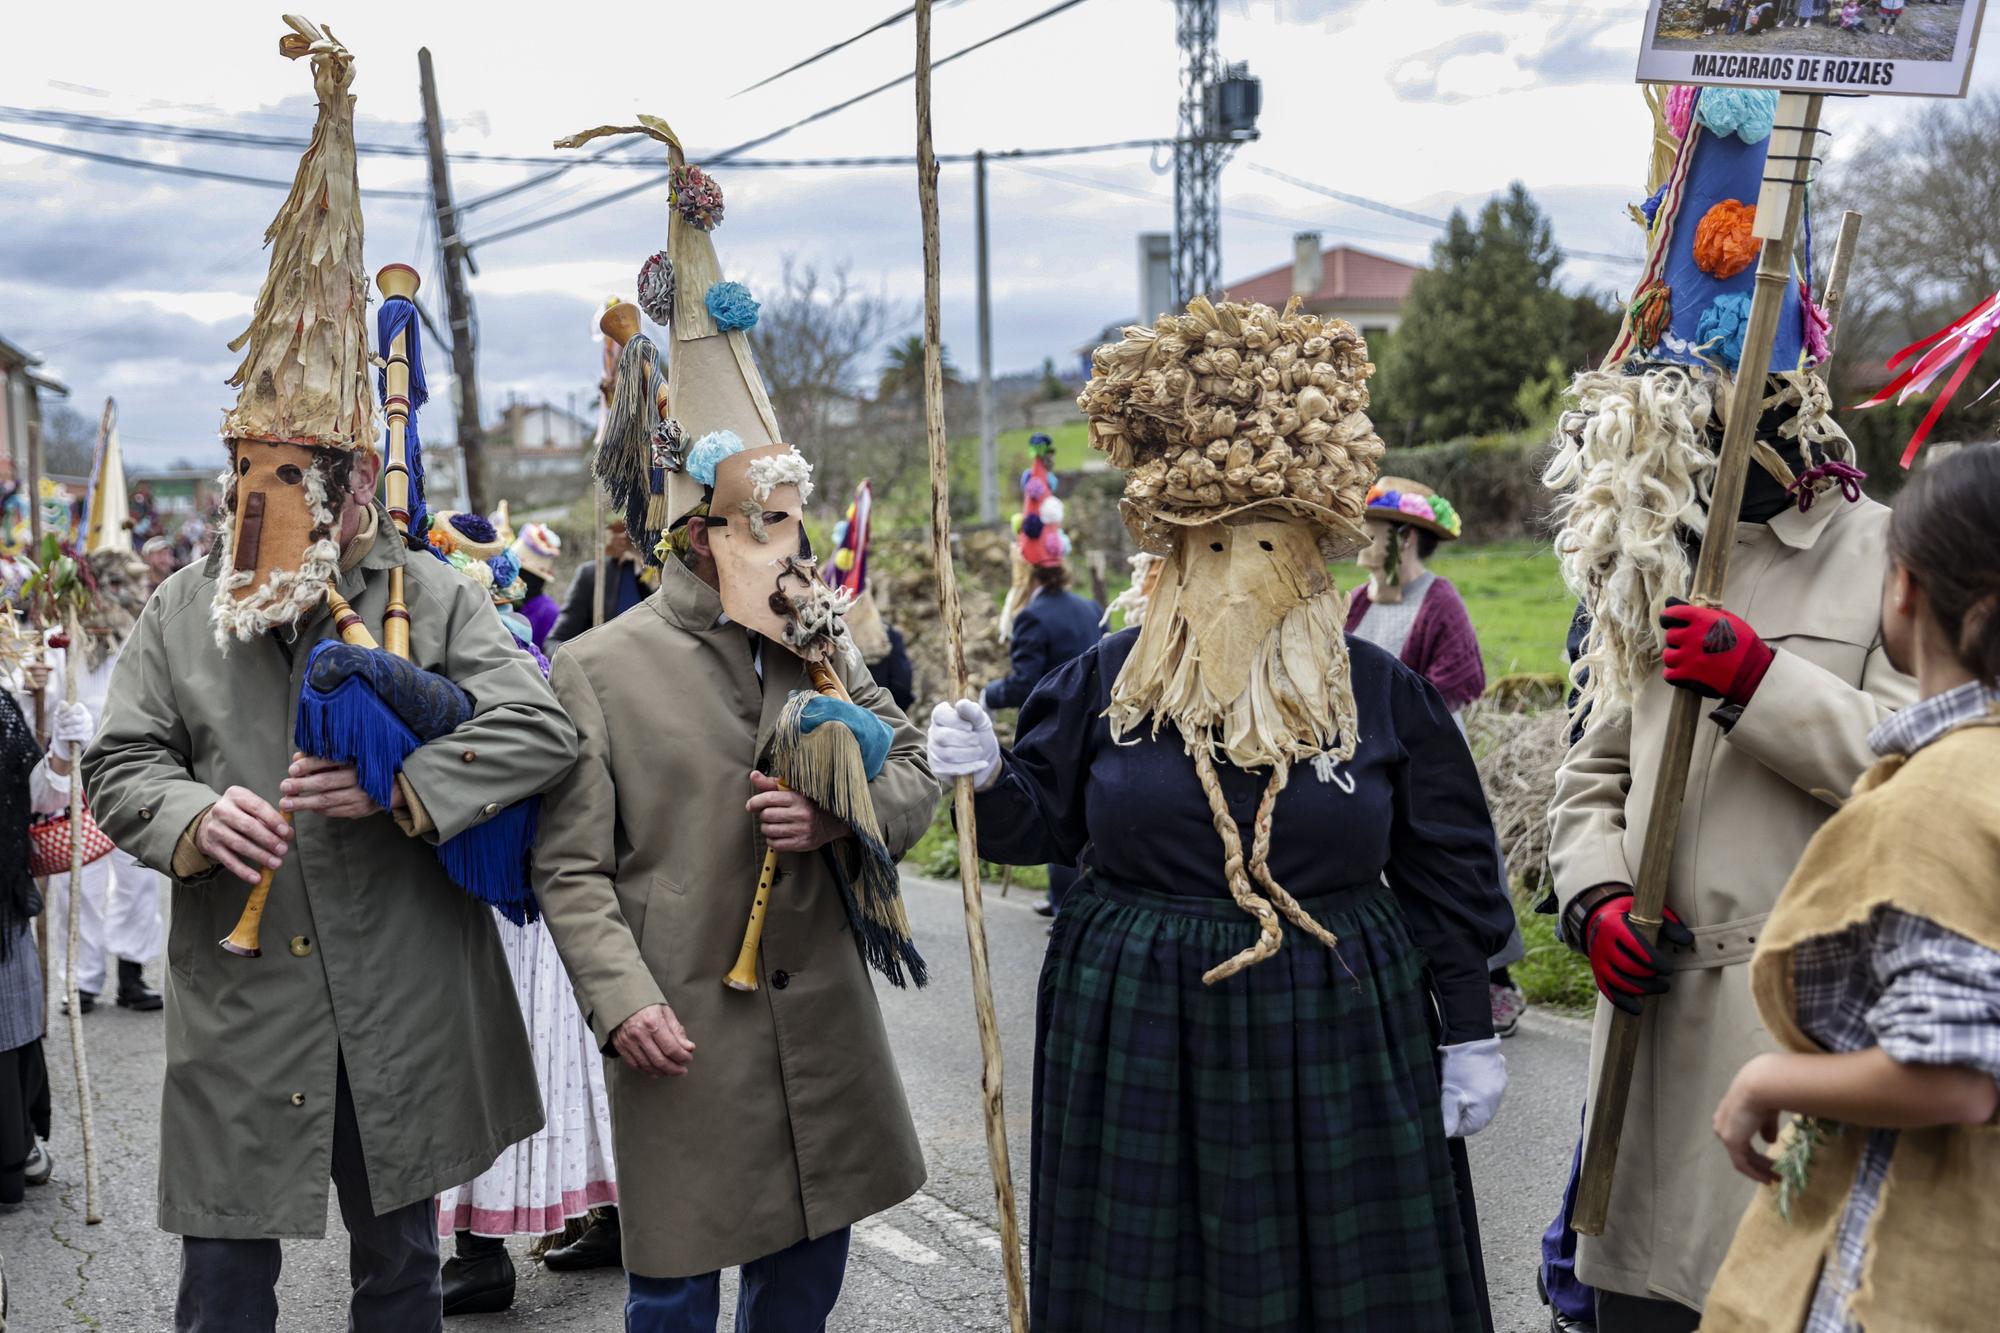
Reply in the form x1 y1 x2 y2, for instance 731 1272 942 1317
1573 91 1824 1237
915 3 1028 1327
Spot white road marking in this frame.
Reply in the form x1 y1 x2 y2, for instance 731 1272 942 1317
904 1191 1003 1252
855 1220 944 1266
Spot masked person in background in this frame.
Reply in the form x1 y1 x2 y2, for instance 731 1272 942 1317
80 25 575 1331
931 298 1514 1332
509 522 563 652
1538 85 1914 1333
985 437 1102 918
22 551 165 1014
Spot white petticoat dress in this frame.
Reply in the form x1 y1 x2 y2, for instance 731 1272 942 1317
436 912 618 1237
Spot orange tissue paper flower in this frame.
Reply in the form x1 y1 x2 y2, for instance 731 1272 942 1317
1694 200 1761 280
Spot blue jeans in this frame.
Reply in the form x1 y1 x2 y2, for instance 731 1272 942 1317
626 1228 851 1332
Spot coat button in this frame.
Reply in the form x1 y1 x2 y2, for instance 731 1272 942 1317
461 749 476 763
139 807 153 820
771 970 791 990
290 1092 305 1107
481 802 500 818
289 936 312 957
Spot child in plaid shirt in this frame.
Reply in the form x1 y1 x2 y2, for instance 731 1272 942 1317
1706 446 2000 1333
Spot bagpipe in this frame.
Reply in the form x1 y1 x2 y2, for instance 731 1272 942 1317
221 264 538 957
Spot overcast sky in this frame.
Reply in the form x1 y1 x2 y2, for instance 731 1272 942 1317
2 0 1991 467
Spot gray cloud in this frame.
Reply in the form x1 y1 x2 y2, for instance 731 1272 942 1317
1387 31 1511 103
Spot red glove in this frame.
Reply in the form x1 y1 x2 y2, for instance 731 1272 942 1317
1585 892 1695 1016
1660 598 1773 706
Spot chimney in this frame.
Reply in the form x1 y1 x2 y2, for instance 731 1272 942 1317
1292 233 1322 302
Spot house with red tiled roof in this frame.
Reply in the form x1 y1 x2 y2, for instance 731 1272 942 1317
1223 236 1425 341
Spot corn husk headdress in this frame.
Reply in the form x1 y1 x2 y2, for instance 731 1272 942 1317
211 17 375 650
1078 296 1385 982
1546 86 1856 725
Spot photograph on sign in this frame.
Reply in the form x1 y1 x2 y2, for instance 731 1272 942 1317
1636 0 1988 95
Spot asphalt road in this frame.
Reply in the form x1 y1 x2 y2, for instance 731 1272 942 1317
2 876 1588 1331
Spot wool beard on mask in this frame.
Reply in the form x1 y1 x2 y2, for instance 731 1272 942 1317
210 441 345 650
1108 517 1361 777
1105 516 1361 984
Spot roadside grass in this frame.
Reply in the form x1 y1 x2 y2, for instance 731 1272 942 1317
1512 896 1596 1016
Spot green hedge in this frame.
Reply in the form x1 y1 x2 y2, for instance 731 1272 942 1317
1377 432 1553 544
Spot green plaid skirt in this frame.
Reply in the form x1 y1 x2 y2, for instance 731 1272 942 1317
1030 874 1482 1332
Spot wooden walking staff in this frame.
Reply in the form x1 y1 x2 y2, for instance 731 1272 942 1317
914 3 1028 1327
58 604 102 1223
1573 91 1825 1237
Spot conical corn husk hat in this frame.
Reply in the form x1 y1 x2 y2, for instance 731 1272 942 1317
223 16 374 451
211 16 375 647
556 115 782 555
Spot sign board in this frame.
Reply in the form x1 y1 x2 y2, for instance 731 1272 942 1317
1636 0 1987 96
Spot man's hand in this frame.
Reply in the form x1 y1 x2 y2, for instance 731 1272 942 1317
747 770 846 853
1583 889 1696 1016
280 752 398 820
22 661 51 694
197 786 293 885
1659 599 1773 706
612 1002 696 1078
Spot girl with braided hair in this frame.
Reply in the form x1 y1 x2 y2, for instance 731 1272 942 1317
928 298 1514 1331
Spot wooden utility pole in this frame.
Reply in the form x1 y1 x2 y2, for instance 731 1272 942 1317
975 148 998 523
418 47 488 514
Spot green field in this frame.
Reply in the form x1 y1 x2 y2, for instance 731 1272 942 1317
1420 538 1574 680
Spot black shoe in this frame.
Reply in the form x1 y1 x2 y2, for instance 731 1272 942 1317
116 960 162 1011
442 1234 515 1316
1032 899 1055 917
22 1144 50 1188
60 991 96 1016
541 1210 623 1272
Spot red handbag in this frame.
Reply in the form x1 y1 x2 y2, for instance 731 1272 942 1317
28 803 116 878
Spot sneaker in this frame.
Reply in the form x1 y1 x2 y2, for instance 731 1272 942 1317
1490 983 1528 1039
22 1144 50 1188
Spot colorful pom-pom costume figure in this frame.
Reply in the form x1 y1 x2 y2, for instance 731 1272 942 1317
1535 83 1918 1329
532 110 939 1324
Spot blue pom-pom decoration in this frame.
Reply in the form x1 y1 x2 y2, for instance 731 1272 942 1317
1640 184 1667 229
1696 293 1753 371
686 429 746 487
704 281 760 332
832 519 851 548
1021 514 1045 539
449 512 498 544
487 552 519 589
1694 88 1777 145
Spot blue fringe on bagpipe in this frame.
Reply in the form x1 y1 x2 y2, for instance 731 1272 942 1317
376 296 431 539
295 640 540 924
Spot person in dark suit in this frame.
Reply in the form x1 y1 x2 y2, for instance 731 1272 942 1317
869 626 915 712
985 559 1102 915
549 520 652 649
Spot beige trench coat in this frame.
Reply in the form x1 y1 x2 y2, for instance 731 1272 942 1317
534 557 938 1279
81 512 576 1237
1549 496 1914 1310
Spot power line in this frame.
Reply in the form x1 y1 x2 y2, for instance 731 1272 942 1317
732 2 925 98
1246 163 1451 229
0 128 428 198
1247 161 1641 267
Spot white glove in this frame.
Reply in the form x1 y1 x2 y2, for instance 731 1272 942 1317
1439 1037 1507 1138
927 700 1002 791
50 701 94 760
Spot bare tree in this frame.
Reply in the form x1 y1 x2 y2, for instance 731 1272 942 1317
40 403 96 478
747 258 907 449
1818 93 2000 463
